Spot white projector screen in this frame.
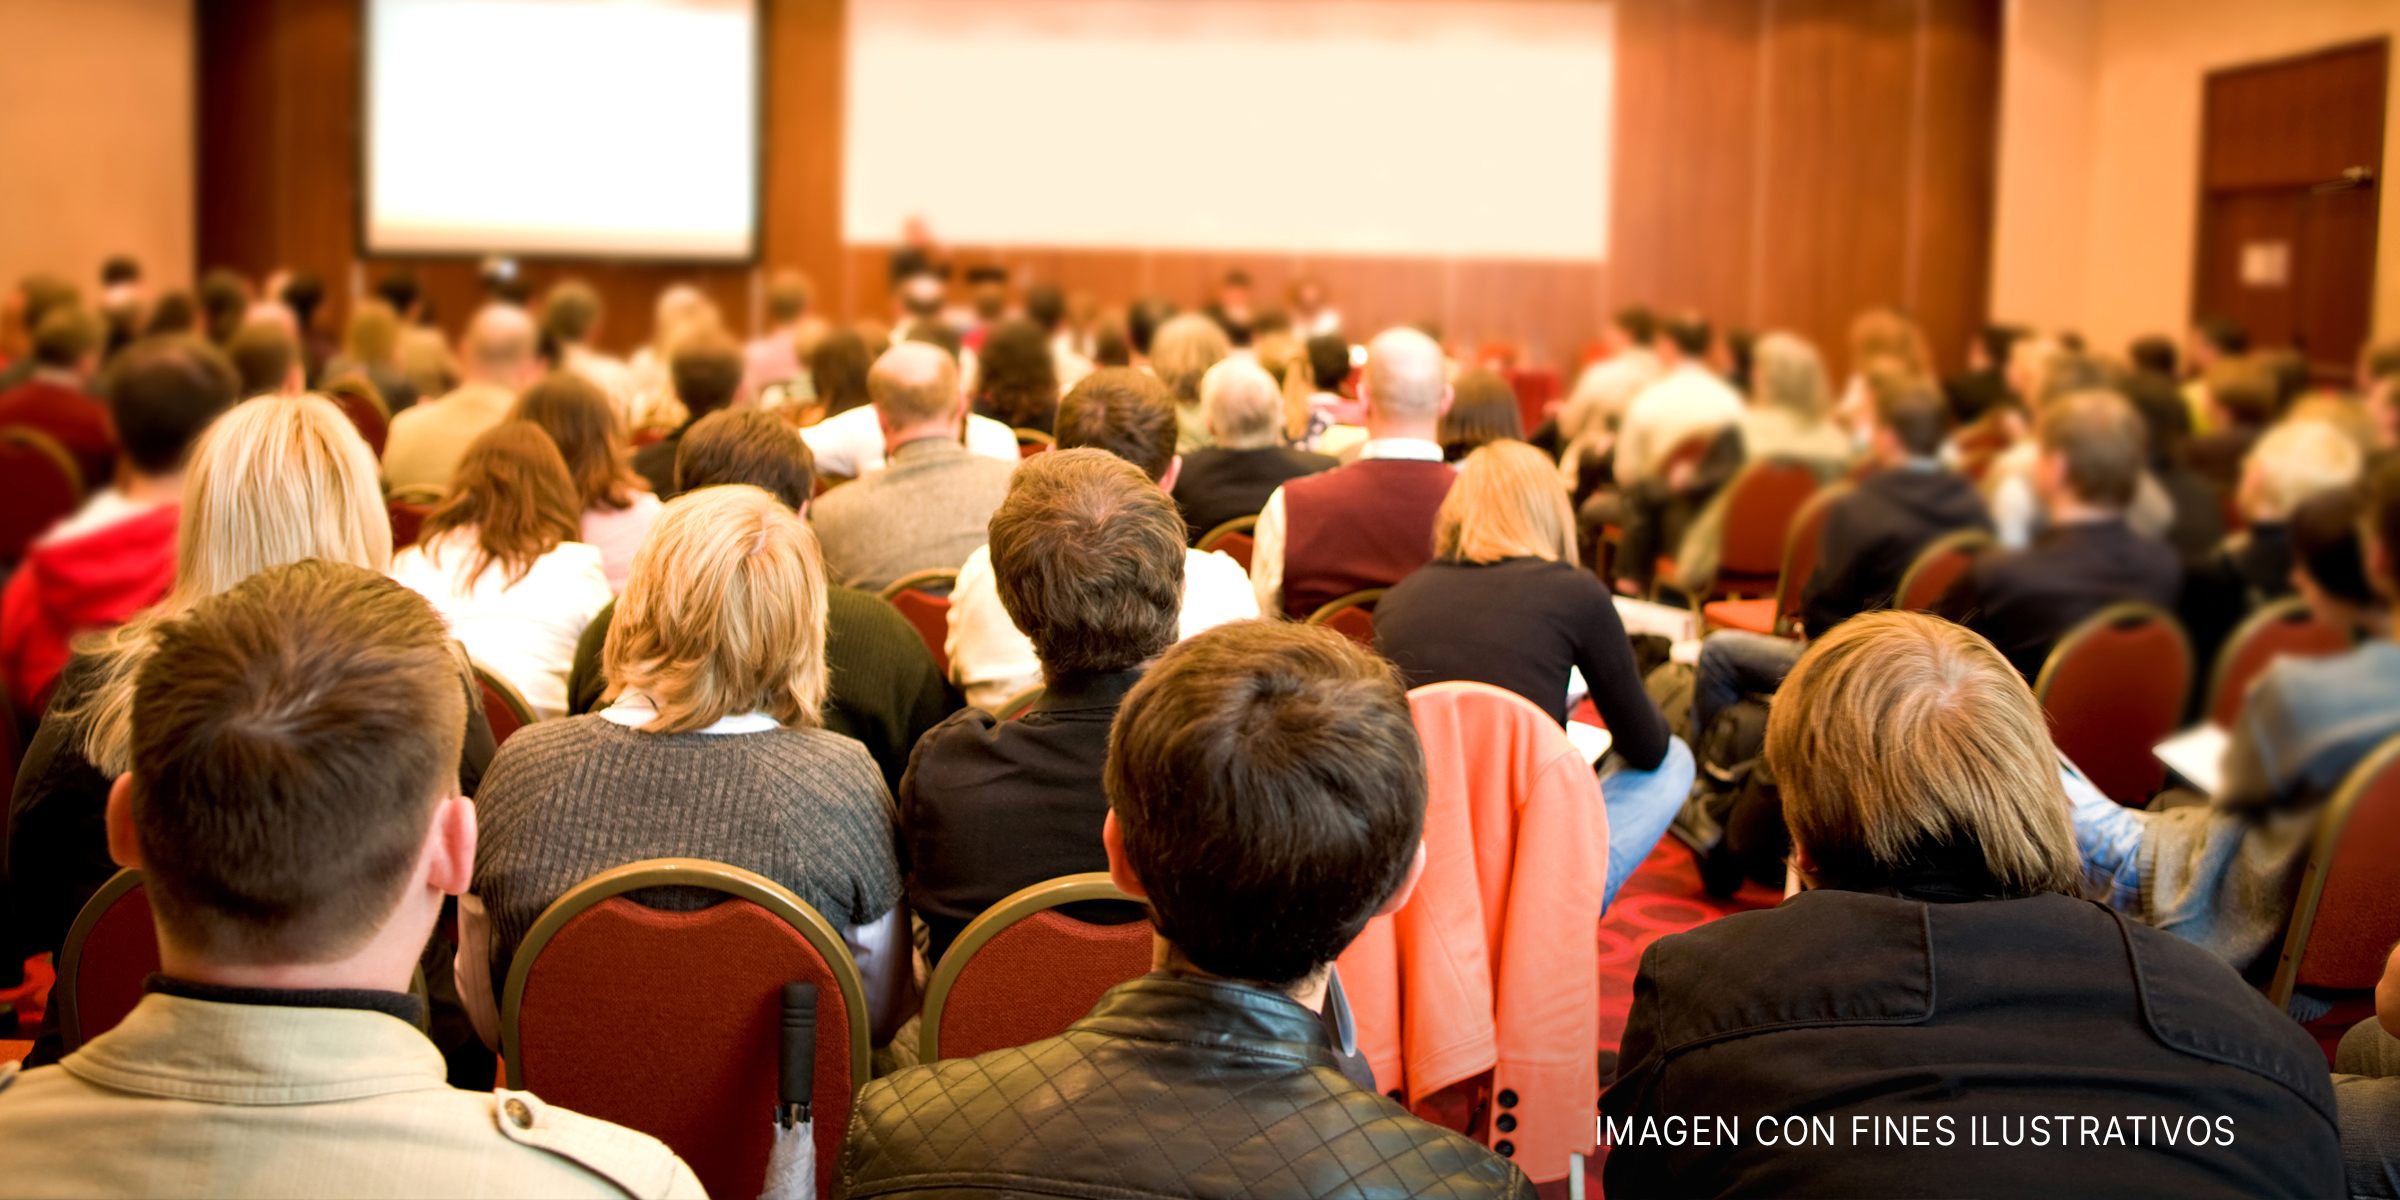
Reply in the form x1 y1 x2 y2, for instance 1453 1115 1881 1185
845 0 1613 261
364 0 758 259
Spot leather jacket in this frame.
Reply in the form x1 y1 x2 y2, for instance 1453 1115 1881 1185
842 973 1533 1199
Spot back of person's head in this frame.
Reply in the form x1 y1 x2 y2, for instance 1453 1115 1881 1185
809 328 874 417
2360 340 2400 387
677 409 815 508
1614 305 1658 346
2195 316 2250 359
1849 307 1930 379
373 270 422 317
905 320 963 362
19 273 82 335
1105 620 1425 989
1660 312 1712 359
101 256 141 288
1091 322 1132 368
1437 368 1524 460
1056 367 1178 482
1126 297 1174 357
1767 610 2081 897
766 270 813 325
1150 314 1231 404
461 304 538 383
32 304 102 370
144 291 197 338
420 421 581 586
606 484 827 733
868 339 962 428
1199 358 1284 451
987 448 1183 676
2116 369 2189 461
1872 374 1951 459
1980 324 2027 371
2129 334 2178 378
2243 419 2363 522
198 269 250 344
2290 486 2375 607
514 370 636 512
649 284 721 355
540 279 602 346
2258 348 2313 414
279 273 325 330
2037 390 2145 509
224 318 296 395
669 327 744 418
101 335 239 476
1363 326 1448 424
1751 332 1831 419
1306 333 1350 392
1024 283 1067 333
2206 359 2278 429
1435 440 1574 565
345 299 401 368
974 319 1059 429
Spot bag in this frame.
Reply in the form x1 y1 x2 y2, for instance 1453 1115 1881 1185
1683 696 1779 899
1643 659 1695 741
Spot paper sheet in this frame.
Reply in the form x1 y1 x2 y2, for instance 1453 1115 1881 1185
2153 724 2229 798
1565 720 1614 766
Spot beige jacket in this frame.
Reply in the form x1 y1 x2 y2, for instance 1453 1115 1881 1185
383 381 516 493
0 993 704 1199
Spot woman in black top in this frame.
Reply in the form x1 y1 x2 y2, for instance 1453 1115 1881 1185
1374 440 1688 902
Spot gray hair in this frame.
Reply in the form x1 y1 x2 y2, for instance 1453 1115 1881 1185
1751 332 1831 419
1200 358 1284 449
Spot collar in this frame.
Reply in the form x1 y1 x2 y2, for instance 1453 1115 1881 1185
889 435 967 464
1355 437 1445 463
147 973 427 1027
1072 973 1336 1069
1035 668 1145 714
62 989 446 1106
601 692 780 734
30 367 89 391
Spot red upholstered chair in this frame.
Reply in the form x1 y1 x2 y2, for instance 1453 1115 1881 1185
472 660 538 745
1197 514 1259 572
55 869 158 1051
2034 603 2193 806
2268 733 2400 1059
0 424 83 563
386 501 434 550
2206 598 2354 729
630 426 668 448
1015 428 1054 459
1701 485 1845 637
1679 459 1821 604
918 872 1150 1063
323 382 390 457
502 859 870 1200
1895 529 1995 612
1305 588 1385 649
879 569 960 676
1505 365 1561 434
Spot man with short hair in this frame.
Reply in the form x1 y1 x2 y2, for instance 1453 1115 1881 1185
741 269 828 398
384 304 542 492
1936 390 2182 681
1024 281 1093 392
1943 323 2025 425
946 368 1261 712
224 318 302 398
0 559 702 1198
1172 357 1337 542
630 327 743 498
1613 312 1743 491
1556 305 1662 447
848 620 1532 1199
808 341 1020 593
0 303 115 492
1250 327 1458 617
538 279 638 422
0 273 84 393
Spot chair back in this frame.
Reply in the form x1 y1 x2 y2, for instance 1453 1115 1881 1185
2268 733 2400 1008
1305 587 1386 649
630 426 667 448
1714 459 1823 579
1014 427 1055 459
0 424 83 563
502 859 869 1200
56 869 159 1051
1197 514 1260 571
919 873 1150 1063
387 500 434 549
2206 598 2353 728
879 569 960 676
328 389 389 456
473 660 538 745
1767 485 1845 634
2034 603 2192 805
1505 365 1560 434
1895 529 1994 611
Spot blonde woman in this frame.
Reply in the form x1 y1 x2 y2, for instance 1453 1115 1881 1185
1372 440 1691 904
457 484 906 1047
5 395 498 1032
1149 313 1232 453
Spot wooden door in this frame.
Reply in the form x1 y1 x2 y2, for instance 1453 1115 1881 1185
2194 39 2386 381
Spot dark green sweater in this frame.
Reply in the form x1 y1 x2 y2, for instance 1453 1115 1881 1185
567 585 962 793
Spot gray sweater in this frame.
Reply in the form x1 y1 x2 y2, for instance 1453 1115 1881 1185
471 714 903 994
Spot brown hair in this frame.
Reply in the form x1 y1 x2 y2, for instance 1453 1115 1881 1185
31 304 101 368
225 318 296 395
1766 610 2081 897
1056 367 1178 482
808 330 873 417
1438 369 1525 462
540 279 601 344
1150 314 1231 404
344 299 401 367
419 421 584 587
676 409 816 510
988 448 1184 676
973 318 1060 429
515 370 642 512
670 327 744 418
132 559 464 963
2038 390 2146 508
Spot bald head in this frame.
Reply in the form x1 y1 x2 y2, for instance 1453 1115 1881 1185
461 304 538 386
1363 327 1450 437
870 339 964 433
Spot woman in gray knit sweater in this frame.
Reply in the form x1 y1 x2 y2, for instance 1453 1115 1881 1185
456 484 908 1045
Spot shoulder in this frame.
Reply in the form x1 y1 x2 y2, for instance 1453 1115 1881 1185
487 714 615 771
826 584 912 636
485 1089 707 1199
905 706 1005 775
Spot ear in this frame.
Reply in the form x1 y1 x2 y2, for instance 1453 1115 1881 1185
1101 810 1148 901
423 795 477 898
1157 455 1181 494
1436 383 1455 419
1374 841 1428 916
105 774 144 870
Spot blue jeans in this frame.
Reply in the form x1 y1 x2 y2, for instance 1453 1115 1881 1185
1692 631 1805 738
1601 736 1696 908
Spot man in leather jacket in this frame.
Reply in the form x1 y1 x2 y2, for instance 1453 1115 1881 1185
842 621 1533 1199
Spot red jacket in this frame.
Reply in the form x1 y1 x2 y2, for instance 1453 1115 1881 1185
0 378 116 494
1337 681 1608 1185
1 501 177 716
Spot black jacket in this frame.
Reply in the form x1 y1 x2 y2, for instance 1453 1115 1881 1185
843 974 1534 1199
1799 463 1992 639
2177 524 2295 690
1601 889 2343 1199
1935 517 2182 681
1171 445 1337 544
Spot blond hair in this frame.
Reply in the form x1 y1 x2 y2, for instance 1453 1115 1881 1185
604 485 828 733
1150 314 1231 404
2243 418 2364 520
1434 441 1576 566
344 299 400 366
64 395 392 776
1767 611 2081 897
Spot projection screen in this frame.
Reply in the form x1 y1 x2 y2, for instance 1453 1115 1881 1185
363 0 759 259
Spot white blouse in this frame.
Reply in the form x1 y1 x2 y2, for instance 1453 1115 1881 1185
389 530 613 720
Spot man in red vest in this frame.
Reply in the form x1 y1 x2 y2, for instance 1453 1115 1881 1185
1249 327 1458 618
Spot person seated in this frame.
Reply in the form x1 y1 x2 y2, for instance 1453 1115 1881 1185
846 621 1533 1199
563 409 961 795
1435 368 1525 463
1252 327 1458 617
742 269 828 400
1555 306 1662 456
900 449 1182 964
0 303 115 493
383 304 542 494
327 298 419 415
2119 365 2227 562
2336 941 2400 1199
388 421 612 719
628 326 741 500
3 336 237 718
2288 486 2389 641
2178 417 2363 672
536 279 638 424
0 559 700 1198
1941 323 2023 426
1935 390 2181 681
1171 358 1336 544
967 318 1059 434
1150 313 1234 454
514 370 661 593
1602 611 2342 1199
0 272 84 394
1373 440 1689 903
2185 357 2279 497
807 341 1020 593
7 396 497 1055
1611 312 1744 496
225 317 303 398
1293 331 1366 453
2076 457 2400 994
461 484 909 1044
623 285 724 433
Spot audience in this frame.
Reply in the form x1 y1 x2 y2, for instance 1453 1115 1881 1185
624 284 723 431
807 327 874 421
1150 312 1233 454
329 298 419 415
1556 306 1662 452
1294 332 1365 452
798 349 1018 480
2187 357 2279 496
742 269 828 400
2288 486 2387 640
1171 357 1337 544
1603 610 2342 1198
384 304 542 494
1436 368 1525 462
2179 417 2364 672
947 367 1259 712
225 318 303 398
388 421 612 719
1251 326 1457 617
538 279 637 423
967 317 1059 433
0 273 85 393
1614 313 1745 493
845 620 1533 1199
0 303 115 493
1024 281 1095 392
514 370 660 593
899 448 1180 964
808 341 1019 592
629 326 743 499
1943 322 2024 425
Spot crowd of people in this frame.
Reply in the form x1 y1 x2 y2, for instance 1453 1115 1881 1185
0 251 2394 1199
